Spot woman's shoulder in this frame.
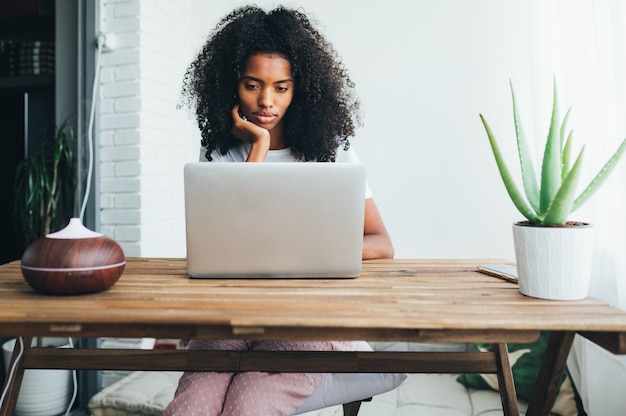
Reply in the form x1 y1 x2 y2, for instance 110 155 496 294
200 143 251 162
334 144 360 163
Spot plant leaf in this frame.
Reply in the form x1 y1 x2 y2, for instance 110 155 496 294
12 117 77 244
480 114 539 222
560 106 572 180
542 147 585 225
561 130 573 180
539 79 562 214
560 107 571 142
572 137 626 212
510 81 540 213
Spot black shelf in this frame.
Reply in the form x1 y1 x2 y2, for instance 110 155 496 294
0 0 54 37
0 0 55 265
0 74 53 90
0 15 54 38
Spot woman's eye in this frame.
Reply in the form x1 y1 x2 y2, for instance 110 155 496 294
276 86 289 93
245 83 260 90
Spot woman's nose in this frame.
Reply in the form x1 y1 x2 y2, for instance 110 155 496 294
258 88 273 108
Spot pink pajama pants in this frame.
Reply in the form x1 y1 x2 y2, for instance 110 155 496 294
164 339 354 416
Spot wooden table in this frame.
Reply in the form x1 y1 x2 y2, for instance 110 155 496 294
2 258 626 416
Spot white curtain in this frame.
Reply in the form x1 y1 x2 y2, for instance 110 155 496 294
528 0 626 414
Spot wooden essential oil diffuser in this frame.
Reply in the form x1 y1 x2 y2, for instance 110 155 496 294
21 218 126 295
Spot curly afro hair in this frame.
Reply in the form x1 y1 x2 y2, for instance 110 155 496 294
181 5 361 162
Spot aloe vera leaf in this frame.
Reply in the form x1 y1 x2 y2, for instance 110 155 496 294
560 107 572 149
572 137 626 212
510 81 540 213
539 81 562 214
481 114 539 222
561 130 573 180
560 107 572 179
542 147 585 225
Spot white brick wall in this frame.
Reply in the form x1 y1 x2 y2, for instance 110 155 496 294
100 0 201 258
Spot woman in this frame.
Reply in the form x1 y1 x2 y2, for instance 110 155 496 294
165 6 393 415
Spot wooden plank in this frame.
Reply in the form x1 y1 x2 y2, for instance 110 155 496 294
493 343 519 416
0 321 539 343
20 348 503 374
526 331 575 416
0 337 32 416
577 331 626 354
0 307 625 334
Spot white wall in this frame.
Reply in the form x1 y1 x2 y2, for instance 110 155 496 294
319 0 530 260
99 0 201 257
99 0 536 261
185 0 531 260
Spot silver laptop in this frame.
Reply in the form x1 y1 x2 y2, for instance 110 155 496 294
183 162 366 278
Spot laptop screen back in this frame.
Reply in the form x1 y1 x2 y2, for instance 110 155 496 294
183 162 366 278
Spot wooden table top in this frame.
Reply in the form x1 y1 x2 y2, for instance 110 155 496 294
2 258 626 348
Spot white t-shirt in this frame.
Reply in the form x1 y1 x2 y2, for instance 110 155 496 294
199 142 373 198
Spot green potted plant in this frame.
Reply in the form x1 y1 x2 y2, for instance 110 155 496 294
481 79 626 300
13 118 77 248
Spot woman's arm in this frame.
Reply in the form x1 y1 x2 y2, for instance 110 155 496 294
362 198 394 260
245 140 270 162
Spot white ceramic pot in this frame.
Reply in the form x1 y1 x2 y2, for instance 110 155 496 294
2 338 72 416
512 222 595 300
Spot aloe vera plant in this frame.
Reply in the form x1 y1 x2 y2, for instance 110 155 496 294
480 80 626 226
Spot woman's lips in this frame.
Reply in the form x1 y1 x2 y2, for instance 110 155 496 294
253 113 277 124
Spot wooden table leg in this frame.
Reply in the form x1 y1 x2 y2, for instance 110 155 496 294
0 336 32 416
526 331 575 416
493 343 520 416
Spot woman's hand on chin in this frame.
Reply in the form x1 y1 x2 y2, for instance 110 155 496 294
231 104 270 162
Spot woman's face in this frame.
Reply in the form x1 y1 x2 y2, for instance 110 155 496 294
237 53 294 135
